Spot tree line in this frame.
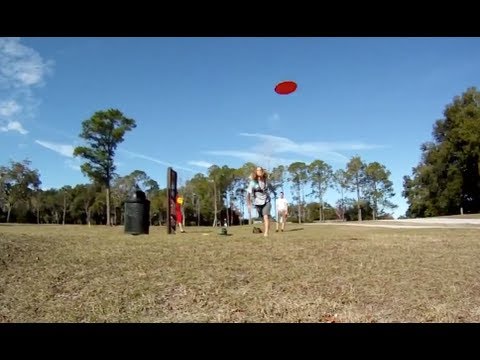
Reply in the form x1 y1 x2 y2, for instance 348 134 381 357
0 109 398 225
5 85 476 226
0 157 397 225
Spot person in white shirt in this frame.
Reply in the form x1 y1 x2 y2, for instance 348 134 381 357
276 191 288 232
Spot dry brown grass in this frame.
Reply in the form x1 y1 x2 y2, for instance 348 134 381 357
444 214 480 219
1 223 480 323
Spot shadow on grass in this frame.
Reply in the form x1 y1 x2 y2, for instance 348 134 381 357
285 228 304 232
180 231 213 234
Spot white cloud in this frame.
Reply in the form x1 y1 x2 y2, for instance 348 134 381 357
0 38 53 138
35 140 74 157
0 37 53 89
0 99 21 117
0 120 28 134
239 133 385 161
119 149 196 173
65 159 81 171
187 160 214 168
205 150 294 168
204 133 386 167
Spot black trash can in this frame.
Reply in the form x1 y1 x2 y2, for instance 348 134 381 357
124 190 150 235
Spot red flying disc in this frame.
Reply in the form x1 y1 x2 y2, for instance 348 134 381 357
275 81 297 95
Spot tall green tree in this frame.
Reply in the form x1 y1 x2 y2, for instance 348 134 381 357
287 161 308 223
270 165 287 193
364 162 396 220
149 188 168 225
403 87 480 217
59 185 73 225
269 165 286 219
30 189 43 224
333 169 349 220
0 159 41 223
237 162 256 224
207 165 236 226
184 173 213 226
307 160 333 222
345 156 366 221
73 109 136 226
70 184 99 225
222 166 238 226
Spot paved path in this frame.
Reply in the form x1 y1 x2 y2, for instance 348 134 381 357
305 218 480 229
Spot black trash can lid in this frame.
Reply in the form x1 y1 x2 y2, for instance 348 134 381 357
131 190 146 201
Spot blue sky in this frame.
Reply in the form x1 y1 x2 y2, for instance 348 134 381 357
1 37 480 218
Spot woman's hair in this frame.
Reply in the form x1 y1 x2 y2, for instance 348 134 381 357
251 166 268 181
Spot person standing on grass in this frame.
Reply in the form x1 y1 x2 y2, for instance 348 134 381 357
246 166 276 237
275 191 289 232
176 194 185 233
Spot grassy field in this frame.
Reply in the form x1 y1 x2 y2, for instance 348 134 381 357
1 223 480 323
443 214 480 219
